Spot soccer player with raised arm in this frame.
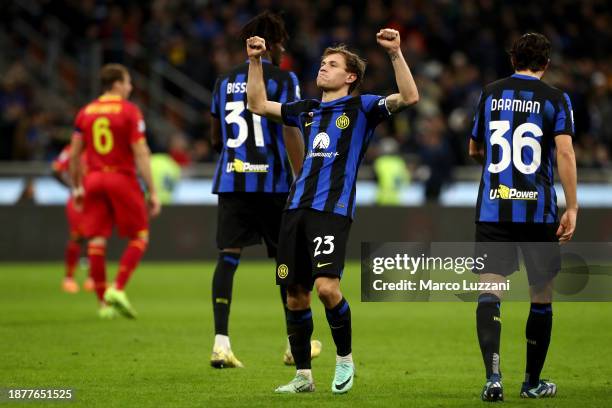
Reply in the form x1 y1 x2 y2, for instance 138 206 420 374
208 11 321 369
52 145 94 293
247 29 419 393
469 33 577 401
70 64 161 319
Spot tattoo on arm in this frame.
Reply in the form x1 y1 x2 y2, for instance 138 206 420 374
389 53 399 61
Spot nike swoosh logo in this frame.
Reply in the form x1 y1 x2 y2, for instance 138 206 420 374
305 121 316 127
317 262 332 268
334 375 352 390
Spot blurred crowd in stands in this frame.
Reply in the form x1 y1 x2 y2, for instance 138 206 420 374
1 0 611 178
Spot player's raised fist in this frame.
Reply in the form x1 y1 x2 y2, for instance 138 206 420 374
376 28 400 53
246 36 266 58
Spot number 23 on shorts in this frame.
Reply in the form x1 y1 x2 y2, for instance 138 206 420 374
313 235 335 257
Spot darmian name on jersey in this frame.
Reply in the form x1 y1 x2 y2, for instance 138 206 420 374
226 159 269 173
489 184 538 200
490 98 541 114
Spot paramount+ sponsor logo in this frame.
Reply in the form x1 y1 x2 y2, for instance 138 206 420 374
313 132 330 149
307 132 339 159
226 159 269 173
489 184 538 200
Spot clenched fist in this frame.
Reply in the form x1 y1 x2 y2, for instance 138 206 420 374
376 28 401 54
246 36 266 58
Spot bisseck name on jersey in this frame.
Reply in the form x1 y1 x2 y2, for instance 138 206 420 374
489 184 538 200
227 82 247 94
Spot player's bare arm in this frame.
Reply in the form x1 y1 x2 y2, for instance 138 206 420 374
245 36 283 122
69 136 85 208
132 141 161 218
376 28 419 112
469 139 485 165
282 125 305 176
555 134 578 242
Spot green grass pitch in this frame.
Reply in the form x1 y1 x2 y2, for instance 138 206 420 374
1 261 611 407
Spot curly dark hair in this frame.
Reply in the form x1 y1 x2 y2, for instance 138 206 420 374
509 33 551 72
239 11 289 50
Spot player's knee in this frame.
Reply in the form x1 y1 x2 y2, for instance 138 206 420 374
530 280 553 303
128 238 148 252
134 229 149 243
127 229 149 250
220 248 241 255
530 290 552 303
286 296 309 310
286 285 310 309
315 279 341 305
89 237 107 246
480 290 504 301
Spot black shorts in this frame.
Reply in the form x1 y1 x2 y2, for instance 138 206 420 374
276 209 352 288
474 222 561 286
216 193 288 257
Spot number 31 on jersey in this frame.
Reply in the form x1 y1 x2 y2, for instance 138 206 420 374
225 101 265 148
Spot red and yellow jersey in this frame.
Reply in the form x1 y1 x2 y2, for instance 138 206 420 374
52 144 87 180
73 95 146 176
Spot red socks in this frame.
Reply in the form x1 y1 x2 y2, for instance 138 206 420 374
115 239 147 290
88 243 107 302
86 238 147 300
64 241 81 279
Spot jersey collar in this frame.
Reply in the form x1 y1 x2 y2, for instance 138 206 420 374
98 95 123 101
511 73 540 81
246 58 272 64
320 94 352 108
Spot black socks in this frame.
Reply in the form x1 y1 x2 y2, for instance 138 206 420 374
325 297 352 357
525 303 553 387
476 293 502 379
286 308 314 369
212 252 240 335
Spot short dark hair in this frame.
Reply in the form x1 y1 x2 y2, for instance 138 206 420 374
239 11 289 49
509 33 551 72
100 64 128 92
322 45 366 94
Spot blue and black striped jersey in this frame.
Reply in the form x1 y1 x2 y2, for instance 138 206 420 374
281 94 392 218
211 60 300 193
471 73 575 223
